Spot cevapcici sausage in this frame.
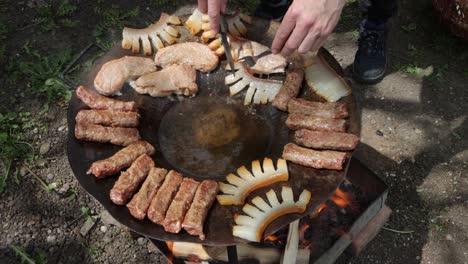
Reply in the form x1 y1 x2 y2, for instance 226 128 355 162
127 167 168 220
182 180 219 240
287 98 348 119
272 65 304 111
162 178 200 233
148 170 183 225
282 143 347 170
110 154 154 205
75 123 140 146
76 86 136 112
294 129 359 151
286 114 346 132
87 140 155 178
75 109 140 127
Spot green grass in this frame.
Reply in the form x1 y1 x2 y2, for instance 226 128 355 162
10 245 47 264
93 4 139 37
33 0 78 32
0 112 35 193
18 45 73 105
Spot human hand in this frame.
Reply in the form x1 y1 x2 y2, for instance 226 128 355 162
271 0 345 55
198 0 228 34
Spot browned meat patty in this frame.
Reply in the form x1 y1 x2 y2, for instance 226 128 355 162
272 65 304 111
288 98 348 119
147 170 184 225
75 109 140 127
127 167 168 220
87 141 155 178
294 129 359 151
285 114 346 132
110 154 154 205
162 178 200 233
74 123 140 146
282 143 347 170
76 86 136 112
181 180 219 240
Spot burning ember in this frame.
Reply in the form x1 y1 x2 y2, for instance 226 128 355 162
330 188 353 209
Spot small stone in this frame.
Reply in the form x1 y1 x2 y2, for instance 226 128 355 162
47 173 54 180
147 242 159 254
58 125 67 132
49 247 55 253
103 234 112 244
376 130 384 136
20 167 28 176
6 238 13 245
137 237 146 245
402 73 408 78
39 142 51 155
100 210 121 227
100 226 108 233
46 235 56 244
47 229 52 234
446 234 453 241
80 217 97 237
414 129 422 134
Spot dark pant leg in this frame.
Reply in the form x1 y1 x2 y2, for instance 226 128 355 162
361 0 398 24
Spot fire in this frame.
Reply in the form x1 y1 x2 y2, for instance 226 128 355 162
165 242 174 262
264 235 279 242
329 188 352 209
317 204 327 213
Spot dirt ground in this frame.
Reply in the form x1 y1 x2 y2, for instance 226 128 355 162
0 0 467 263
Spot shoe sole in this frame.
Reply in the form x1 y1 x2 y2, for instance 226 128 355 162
352 58 387 85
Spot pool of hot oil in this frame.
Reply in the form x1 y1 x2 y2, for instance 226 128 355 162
158 98 272 179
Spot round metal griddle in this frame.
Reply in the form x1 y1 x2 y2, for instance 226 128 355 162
67 17 360 246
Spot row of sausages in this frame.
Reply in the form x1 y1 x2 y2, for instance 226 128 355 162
74 86 142 146
106 151 218 240
281 98 359 170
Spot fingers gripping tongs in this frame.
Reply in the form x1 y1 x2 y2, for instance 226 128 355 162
219 14 236 75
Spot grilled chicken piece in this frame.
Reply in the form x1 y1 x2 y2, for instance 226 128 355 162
122 13 181 56
94 56 156 95
76 86 136 112
131 64 198 97
250 54 287 74
154 42 219 73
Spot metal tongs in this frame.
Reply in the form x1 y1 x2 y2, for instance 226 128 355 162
219 14 236 75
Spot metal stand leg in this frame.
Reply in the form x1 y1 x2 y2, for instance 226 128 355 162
227 245 238 264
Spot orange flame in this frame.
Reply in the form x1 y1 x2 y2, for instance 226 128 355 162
317 204 327 213
264 235 279 242
165 242 174 263
330 188 352 208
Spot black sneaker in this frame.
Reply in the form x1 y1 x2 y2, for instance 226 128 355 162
353 20 388 84
254 0 289 21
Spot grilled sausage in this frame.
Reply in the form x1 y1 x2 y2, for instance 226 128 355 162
110 154 154 205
